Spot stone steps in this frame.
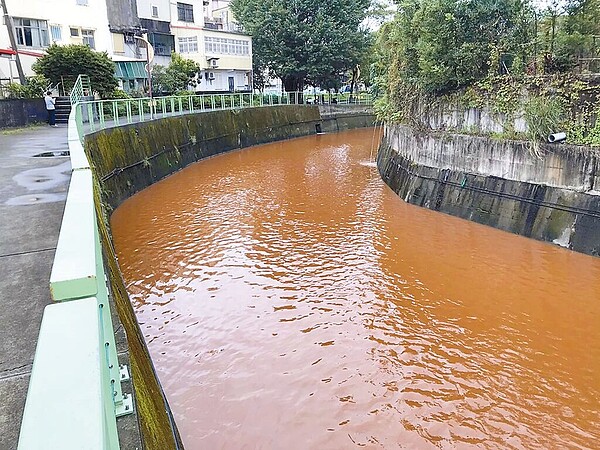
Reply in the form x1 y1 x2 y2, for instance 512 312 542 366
54 96 71 124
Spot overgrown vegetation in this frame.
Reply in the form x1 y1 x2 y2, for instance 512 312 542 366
373 0 600 145
2 75 49 99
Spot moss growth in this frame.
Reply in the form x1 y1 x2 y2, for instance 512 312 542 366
93 178 182 450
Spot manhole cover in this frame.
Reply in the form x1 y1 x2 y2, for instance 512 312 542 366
33 151 70 158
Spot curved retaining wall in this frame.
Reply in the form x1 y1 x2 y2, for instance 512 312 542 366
84 105 375 449
378 124 600 256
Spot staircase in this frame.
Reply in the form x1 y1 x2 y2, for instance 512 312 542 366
55 96 71 124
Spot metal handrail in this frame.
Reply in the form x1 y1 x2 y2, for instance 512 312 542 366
74 90 373 140
70 74 91 105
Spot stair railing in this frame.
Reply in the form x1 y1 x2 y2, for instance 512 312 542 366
70 74 92 105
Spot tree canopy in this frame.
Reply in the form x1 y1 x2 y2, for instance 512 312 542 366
386 0 531 94
151 53 199 94
376 0 600 98
230 0 371 92
32 44 118 98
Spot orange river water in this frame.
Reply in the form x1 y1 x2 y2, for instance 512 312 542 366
111 128 600 449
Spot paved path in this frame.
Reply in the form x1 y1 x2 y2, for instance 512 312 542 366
0 124 70 449
0 124 141 449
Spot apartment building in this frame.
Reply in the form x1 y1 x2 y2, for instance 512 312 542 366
0 0 112 83
136 0 174 67
0 0 251 94
171 0 252 92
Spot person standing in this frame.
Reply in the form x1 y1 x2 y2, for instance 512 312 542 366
44 91 56 127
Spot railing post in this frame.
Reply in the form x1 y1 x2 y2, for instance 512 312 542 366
99 102 105 128
86 103 94 133
139 99 144 122
112 102 119 126
126 101 132 124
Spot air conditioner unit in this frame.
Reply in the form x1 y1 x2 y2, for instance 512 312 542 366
210 59 218 68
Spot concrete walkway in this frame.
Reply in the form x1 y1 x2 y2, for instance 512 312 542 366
0 124 71 449
0 124 142 449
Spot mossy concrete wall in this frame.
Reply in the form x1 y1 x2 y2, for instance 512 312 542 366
84 105 374 449
87 105 325 211
378 124 600 256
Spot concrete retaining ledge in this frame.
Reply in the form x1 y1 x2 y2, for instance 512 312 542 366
378 124 600 256
0 99 47 129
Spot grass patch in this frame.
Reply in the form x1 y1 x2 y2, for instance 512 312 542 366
0 122 47 135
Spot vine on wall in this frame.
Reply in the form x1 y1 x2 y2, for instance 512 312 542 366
376 74 600 147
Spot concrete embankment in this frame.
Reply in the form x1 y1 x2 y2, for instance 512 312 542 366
378 124 600 256
82 104 374 448
86 105 374 210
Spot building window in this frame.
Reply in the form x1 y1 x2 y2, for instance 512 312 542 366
151 5 159 17
70 27 80 37
82 29 95 49
204 37 249 56
14 18 49 48
112 33 125 53
50 25 62 41
177 3 194 22
178 36 198 53
76 0 88 5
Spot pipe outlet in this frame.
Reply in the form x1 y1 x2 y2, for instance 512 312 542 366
548 132 566 143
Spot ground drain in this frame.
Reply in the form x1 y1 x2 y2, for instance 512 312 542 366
33 151 70 158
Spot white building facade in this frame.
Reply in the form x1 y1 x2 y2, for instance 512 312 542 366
170 0 252 92
0 0 112 84
0 0 252 95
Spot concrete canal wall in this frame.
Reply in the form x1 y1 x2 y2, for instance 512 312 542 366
378 124 600 256
86 105 374 211
82 105 374 448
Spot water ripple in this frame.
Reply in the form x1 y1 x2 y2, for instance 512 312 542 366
112 128 600 449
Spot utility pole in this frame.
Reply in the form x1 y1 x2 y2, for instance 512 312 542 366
0 0 26 84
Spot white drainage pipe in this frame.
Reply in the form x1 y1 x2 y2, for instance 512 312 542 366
548 132 566 143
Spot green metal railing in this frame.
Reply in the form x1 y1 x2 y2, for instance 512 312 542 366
19 93 133 449
74 91 373 140
70 74 91 105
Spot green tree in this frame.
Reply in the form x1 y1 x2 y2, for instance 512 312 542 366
549 0 600 70
230 0 371 93
388 0 531 93
251 53 269 92
152 53 199 94
32 44 118 98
